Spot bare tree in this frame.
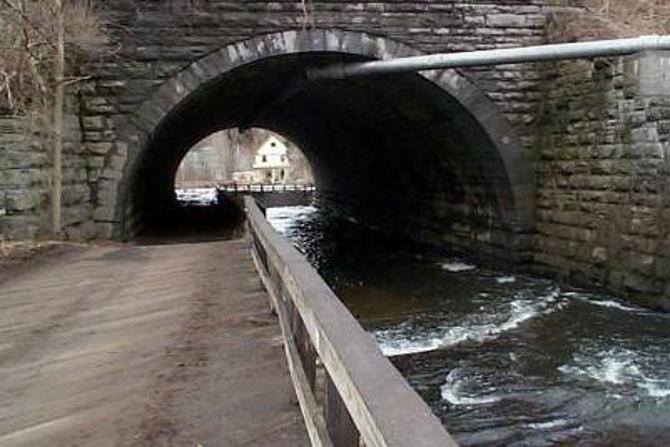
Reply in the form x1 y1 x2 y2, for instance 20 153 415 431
52 0 65 234
0 0 105 236
586 0 670 33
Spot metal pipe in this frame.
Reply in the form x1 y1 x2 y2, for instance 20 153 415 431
307 35 670 80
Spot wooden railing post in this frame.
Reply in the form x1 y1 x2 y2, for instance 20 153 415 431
294 312 317 391
325 372 360 447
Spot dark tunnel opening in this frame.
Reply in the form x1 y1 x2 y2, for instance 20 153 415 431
126 51 527 254
138 128 316 244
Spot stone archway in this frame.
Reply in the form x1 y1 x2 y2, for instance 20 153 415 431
113 29 534 252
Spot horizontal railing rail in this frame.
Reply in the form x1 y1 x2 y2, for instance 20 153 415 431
219 183 316 193
245 196 457 447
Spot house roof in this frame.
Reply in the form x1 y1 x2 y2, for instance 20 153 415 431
256 136 288 155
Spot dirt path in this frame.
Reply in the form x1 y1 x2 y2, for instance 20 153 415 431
0 241 88 285
0 239 308 447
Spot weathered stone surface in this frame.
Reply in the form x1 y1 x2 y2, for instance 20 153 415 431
0 214 43 240
5 190 44 212
536 56 670 308
637 51 670 96
0 111 84 239
69 0 559 244
487 13 529 28
87 142 115 155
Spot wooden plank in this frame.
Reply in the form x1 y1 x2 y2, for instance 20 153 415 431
251 249 334 447
246 197 458 447
325 371 360 447
296 318 317 391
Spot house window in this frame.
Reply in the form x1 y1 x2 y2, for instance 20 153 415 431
271 142 276 147
262 155 267 162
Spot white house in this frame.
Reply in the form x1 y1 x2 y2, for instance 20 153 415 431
251 136 290 183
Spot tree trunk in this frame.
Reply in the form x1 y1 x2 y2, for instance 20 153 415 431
52 0 65 236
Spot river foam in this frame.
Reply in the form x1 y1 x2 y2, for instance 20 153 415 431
440 261 477 272
266 205 317 235
441 369 501 406
375 330 445 357
583 298 641 312
562 291 642 313
496 276 516 284
558 347 670 399
375 288 563 356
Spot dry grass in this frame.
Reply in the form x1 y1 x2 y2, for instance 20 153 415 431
585 0 670 34
550 0 670 42
0 238 60 267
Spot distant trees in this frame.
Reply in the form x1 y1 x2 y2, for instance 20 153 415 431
0 0 104 235
0 0 103 112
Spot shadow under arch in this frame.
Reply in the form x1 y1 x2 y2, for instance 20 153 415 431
115 29 535 255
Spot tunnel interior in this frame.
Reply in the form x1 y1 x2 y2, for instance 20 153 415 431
127 52 521 251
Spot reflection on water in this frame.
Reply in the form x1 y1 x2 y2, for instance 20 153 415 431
266 204 670 446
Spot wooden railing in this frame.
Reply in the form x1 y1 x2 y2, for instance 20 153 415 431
220 183 316 193
245 196 457 447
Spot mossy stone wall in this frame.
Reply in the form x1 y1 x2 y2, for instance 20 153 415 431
535 55 670 309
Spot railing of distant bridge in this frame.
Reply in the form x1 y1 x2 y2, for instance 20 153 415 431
245 196 456 447
220 183 316 193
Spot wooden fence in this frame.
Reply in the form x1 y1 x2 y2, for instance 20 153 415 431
221 183 316 193
245 197 457 447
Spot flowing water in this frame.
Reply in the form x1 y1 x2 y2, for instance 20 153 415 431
266 204 670 446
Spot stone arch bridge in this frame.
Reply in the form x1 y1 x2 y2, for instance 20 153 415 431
2 0 670 306
96 0 560 247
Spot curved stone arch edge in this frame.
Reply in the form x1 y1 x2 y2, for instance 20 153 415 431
113 28 535 239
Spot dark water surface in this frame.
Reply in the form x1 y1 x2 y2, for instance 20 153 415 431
266 204 670 447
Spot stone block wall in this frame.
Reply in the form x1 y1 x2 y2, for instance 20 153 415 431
61 105 97 240
0 105 92 240
80 0 576 238
0 115 48 239
535 54 670 309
